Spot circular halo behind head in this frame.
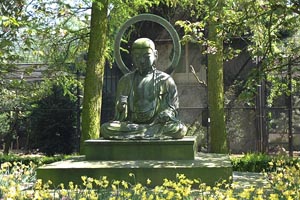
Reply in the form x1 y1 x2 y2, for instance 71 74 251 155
114 14 181 74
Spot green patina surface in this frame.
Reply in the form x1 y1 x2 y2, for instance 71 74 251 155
37 153 232 187
84 136 197 160
37 137 232 187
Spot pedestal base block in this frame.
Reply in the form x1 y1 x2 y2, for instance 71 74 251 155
37 153 232 187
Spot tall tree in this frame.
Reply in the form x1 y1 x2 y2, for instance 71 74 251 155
79 0 160 153
80 0 108 154
207 0 228 153
175 0 228 153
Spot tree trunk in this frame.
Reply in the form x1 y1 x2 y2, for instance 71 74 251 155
207 0 228 153
3 110 17 155
80 0 108 154
3 133 12 155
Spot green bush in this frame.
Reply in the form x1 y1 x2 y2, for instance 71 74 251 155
231 153 300 172
28 84 77 156
0 153 68 166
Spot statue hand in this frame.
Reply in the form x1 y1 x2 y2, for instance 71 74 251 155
117 102 127 112
115 102 127 121
117 95 128 112
157 110 173 123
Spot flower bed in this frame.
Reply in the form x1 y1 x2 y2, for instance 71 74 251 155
0 157 299 199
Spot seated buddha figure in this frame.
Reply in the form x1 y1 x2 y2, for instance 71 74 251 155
101 38 187 139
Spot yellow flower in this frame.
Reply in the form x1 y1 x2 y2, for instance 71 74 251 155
98 176 109 188
133 183 144 195
81 176 87 182
24 170 30 176
86 182 93 189
193 179 200 184
59 183 65 189
121 180 129 189
148 194 154 200
24 190 34 199
111 184 117 191
254 195 264 200
182 186 191 197
154 186 163 194
225 189 235 198
113 180 120 185
87 177 94 182
60 189 68 196
206 186 211 192
141 191 148 200
69 181 74 189
94 179 101 186
226 197 237 200
47 180 52 185
89 190 98 200
120 190 132 198
256 188 264 195
166 191 175 199
269 193 279 200
175 192 182 199
33 191 41 200
176 173 186 180
283 190 295 196
35 179 43 190
147 178 152 185
1 162 12 170
239 189 251 199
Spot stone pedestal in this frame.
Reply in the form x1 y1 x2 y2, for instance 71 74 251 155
84 137 197 160
37 136 232 187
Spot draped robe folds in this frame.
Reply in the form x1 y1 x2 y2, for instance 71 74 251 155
101 69 187 139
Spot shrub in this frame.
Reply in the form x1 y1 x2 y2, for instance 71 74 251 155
28 85 77 156
0 153 68 166
231 153 300 172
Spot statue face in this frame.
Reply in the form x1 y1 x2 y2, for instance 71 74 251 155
132 48 157 75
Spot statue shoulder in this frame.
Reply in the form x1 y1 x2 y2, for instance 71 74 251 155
155 70 175 84
155 70 171 79
118 71 135 83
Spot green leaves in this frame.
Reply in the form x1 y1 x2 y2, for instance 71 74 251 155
176 0 300 104
0 16 20 27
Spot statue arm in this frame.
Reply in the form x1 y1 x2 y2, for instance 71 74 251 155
165 76 179 114
113 75 131 121
156 76 179 123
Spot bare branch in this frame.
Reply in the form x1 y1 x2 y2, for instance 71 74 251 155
189 65 207 86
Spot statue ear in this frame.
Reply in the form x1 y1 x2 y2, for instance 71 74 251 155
154 50 158 59
154 50 158 67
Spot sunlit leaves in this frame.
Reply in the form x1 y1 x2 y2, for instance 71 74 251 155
176 0 300 103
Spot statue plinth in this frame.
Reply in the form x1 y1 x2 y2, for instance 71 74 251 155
37 136 232 187
84 136 197 160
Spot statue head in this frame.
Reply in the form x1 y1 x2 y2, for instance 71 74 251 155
131 38 158 75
